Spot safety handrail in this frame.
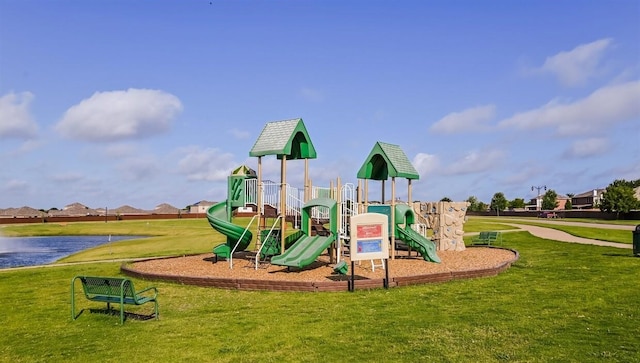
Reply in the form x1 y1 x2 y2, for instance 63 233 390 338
411 223 429 238
254 216 282 270
229 214 258 269
244 179 304 221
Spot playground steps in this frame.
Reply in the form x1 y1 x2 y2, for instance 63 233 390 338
262 205 278 218
310 220 330 236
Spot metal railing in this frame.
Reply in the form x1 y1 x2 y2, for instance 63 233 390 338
254 216 282 270
228 214 258 269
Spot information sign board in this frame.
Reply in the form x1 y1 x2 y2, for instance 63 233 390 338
350 213 389 261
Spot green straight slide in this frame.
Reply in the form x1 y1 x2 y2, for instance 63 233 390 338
395 225 440 263
206 201 252 259
270 234 336 268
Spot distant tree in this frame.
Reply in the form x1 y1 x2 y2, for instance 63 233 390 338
541 189 559 210
564 199 573 210
477 202 489 212
490 192 508 216
466 196 479 211
509 198 526 210
466 196 489 212
600 179 640 219
440 197 452 202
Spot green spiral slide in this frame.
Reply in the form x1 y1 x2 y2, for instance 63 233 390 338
206 201 252 259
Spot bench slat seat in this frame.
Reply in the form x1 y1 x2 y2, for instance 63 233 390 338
71 276 158 324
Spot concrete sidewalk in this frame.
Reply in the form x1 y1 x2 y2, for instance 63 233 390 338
501 223 632 249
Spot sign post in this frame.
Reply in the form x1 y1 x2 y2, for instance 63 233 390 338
349 213 390 291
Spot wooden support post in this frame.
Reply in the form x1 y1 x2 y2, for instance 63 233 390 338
333 177 341 264
304 158 309 203
391 177 396 260
257 156 263 249
357 179 363 213
364 179 369 212
280 155 287 254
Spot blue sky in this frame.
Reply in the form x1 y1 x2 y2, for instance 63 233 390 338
1 0 639 210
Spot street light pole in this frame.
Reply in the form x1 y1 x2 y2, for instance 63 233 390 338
531 185 547 211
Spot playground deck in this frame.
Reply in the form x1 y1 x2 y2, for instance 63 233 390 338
123 247 518 292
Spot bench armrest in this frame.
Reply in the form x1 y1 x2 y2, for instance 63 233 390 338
136 286 158 300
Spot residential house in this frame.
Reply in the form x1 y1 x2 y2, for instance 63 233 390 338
571 189 605 210
153 203 181 214
189 200 215 214
112 205 148 215
526 194 569 211
0 206 42 218
51 202 100 216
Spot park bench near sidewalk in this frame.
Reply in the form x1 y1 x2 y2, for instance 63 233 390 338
471 231 502 246
71 275 158 325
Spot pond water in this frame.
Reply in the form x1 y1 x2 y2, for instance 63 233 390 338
0 235 144 269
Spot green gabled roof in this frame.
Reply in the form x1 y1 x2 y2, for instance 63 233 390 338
249 118 317 160
357 141 419 180
231 165 256 177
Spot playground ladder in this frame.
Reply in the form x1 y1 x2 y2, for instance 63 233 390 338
253 216 282 270
337 183 358 263
371 259 385 272
228 215 258 269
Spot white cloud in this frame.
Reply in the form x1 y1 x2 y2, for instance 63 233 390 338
538 38 612 87
0 91 38 139
430 105 495 134
499 80 640 136
412 153 440 177
563 137 610 159
177 146 236 181
444 149 505 175
56 88 183 142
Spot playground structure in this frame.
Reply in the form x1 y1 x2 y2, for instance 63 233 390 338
421 201 470 252
206 118 467 272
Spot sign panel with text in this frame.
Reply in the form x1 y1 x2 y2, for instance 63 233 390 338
350 213 389 261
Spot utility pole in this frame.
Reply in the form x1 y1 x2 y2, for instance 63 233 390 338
531 185 547 211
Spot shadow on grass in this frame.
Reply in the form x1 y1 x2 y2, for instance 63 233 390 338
602 253 639 258
74 308 156 321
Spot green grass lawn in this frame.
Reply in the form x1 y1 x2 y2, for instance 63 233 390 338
1 220 639 362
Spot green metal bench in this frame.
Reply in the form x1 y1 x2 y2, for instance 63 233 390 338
71 276 158 325
471 231 501 246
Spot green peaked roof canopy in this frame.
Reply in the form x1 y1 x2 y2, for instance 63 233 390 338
249 118 317 160
231 165 256 177
357 141 419 180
